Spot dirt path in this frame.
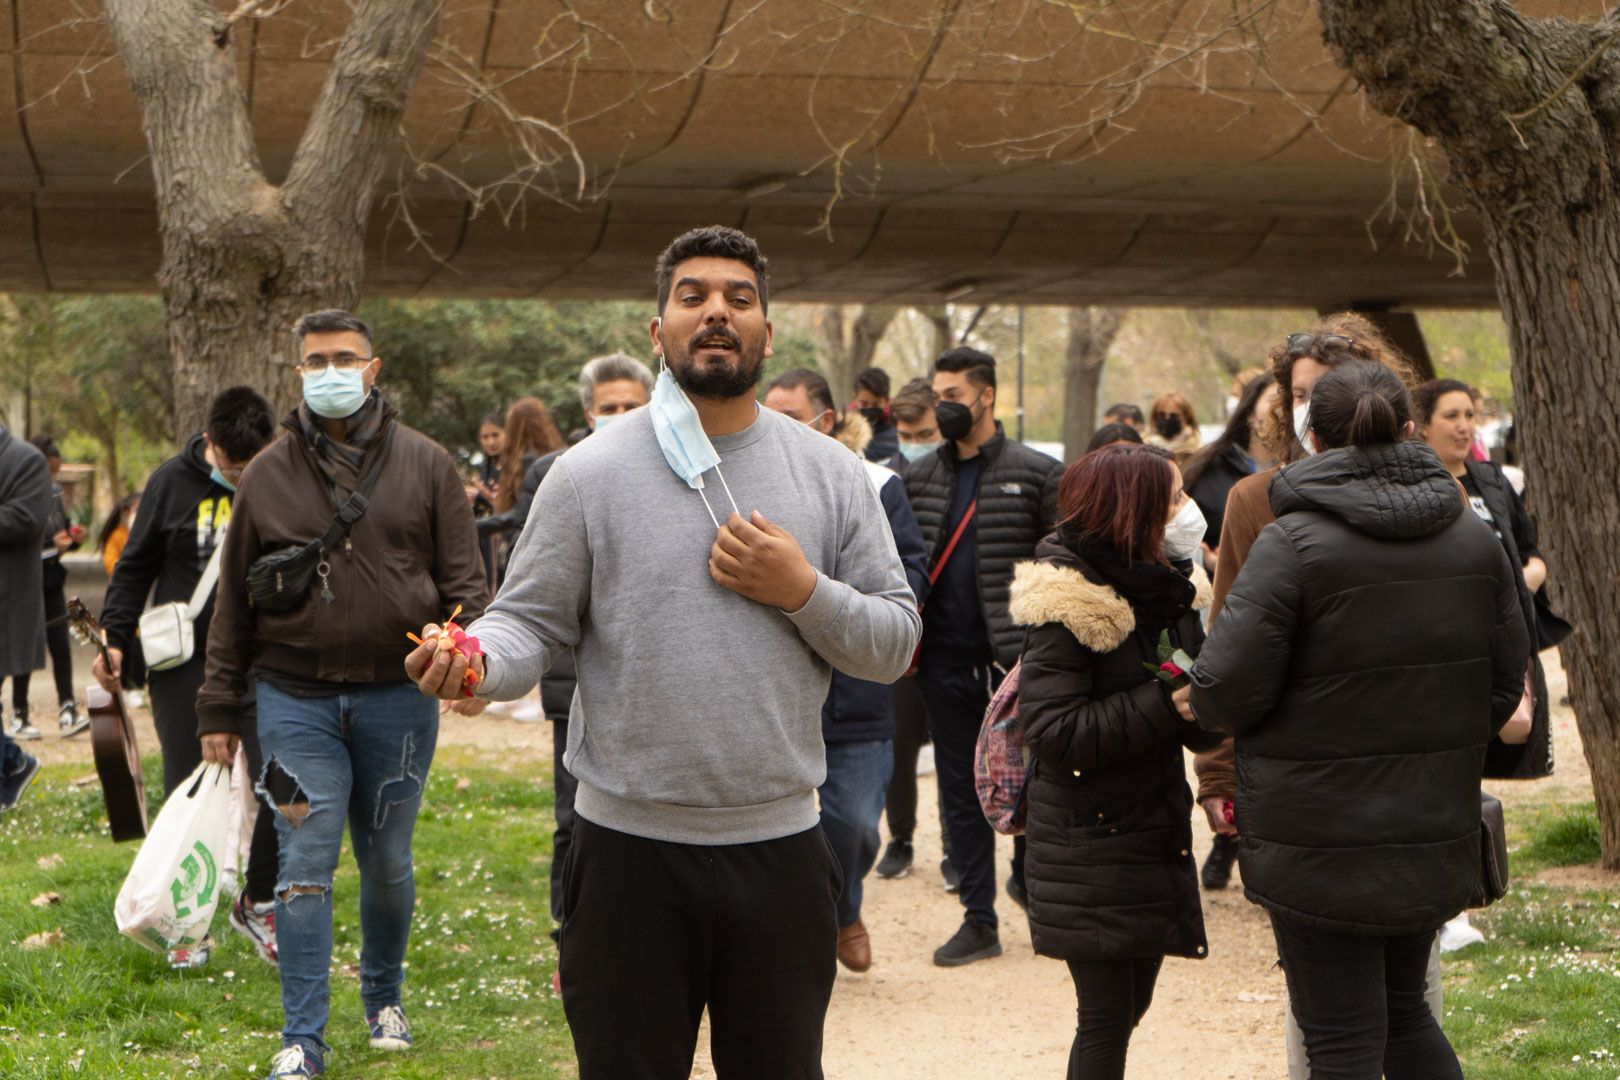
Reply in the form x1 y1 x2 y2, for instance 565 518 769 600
26 648 1593 1079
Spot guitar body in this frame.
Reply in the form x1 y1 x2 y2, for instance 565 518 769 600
65 599 148 842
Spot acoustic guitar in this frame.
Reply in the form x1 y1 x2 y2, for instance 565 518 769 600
64 598 148 842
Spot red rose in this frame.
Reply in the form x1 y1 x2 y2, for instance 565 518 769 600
1159 660 1186 678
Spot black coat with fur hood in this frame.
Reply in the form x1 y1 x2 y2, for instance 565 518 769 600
1010 535 1222 963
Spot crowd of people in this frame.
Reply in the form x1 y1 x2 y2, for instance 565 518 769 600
0 224 1563 1080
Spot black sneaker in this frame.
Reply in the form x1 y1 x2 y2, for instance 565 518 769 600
933 920 1002 967
1201 833 1239 891
940 857 960 893
876 839 913 879
0 751 41 813
1006 874 1028 912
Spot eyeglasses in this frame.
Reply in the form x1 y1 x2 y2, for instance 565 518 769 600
1285 332 1355 357
298 352 373 371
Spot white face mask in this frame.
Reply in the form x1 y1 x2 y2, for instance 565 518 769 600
1292 401 1318 457
1163 498 1207 562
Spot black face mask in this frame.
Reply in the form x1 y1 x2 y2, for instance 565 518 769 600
858 406 888 431
1154 413 1185 440
936 399 979 442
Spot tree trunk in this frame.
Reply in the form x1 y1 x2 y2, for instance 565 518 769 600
814 304 900 403
103 0 445 436
1319 0 1620 866
1063 307 1126 463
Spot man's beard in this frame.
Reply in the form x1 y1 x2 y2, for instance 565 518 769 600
667 327 766 399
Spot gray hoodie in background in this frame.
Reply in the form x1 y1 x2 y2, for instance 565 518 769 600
469 405 922 846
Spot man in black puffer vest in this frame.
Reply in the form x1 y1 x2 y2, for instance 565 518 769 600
904 347 1063 967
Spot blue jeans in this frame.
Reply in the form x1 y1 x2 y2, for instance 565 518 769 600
818 740 894 928
255 679 438 1057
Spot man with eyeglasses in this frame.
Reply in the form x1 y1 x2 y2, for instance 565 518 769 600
196 309 489 1080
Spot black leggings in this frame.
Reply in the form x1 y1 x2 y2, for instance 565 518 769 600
13 583 74 712
1271 914 1461 1080
1064 956 1163 1080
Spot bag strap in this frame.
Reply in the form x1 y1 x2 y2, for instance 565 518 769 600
314 424 396 553
928 499 978 589
184 531 227 620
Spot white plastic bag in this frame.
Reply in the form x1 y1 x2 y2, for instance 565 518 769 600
115 762 233 954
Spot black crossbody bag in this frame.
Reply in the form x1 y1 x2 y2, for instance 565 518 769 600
246 426 396 613
1467 792 1510 909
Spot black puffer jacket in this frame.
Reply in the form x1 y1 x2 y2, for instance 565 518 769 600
905 425 1063 667
1011 536 1222 962
1190 442 1530 935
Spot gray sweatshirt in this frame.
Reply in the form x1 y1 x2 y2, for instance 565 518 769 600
469 406 922 845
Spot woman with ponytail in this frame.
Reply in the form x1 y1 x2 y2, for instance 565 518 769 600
1185 361 1530 1079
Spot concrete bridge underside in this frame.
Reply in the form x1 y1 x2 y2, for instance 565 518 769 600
1 0 1604 309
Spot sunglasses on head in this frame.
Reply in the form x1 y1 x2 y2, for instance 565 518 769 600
1285 332 1355 357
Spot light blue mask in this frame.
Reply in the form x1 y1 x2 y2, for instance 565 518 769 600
592 412 624 434
303 367 368 420
210 467 237 493
649 361 739 527
899 441 941 464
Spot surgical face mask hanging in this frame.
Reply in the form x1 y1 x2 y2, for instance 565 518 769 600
210 467 237 493
1163 498 1207 562
648 355 740 528
1292 401 1319 457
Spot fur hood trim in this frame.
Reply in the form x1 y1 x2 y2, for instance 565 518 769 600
1008 559 1213 652
834 411 874 457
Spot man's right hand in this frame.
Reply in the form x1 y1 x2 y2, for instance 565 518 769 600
1200 796 1238 838
406 624 486 701
92 647 123 694
200 733 240 765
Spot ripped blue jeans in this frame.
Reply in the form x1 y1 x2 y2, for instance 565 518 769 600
255 679 438 1057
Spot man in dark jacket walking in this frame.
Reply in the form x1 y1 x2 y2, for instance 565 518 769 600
851 366 902 467
765 368 929 971
0 426 49 811
904 346 1063 966
197 310 489 1080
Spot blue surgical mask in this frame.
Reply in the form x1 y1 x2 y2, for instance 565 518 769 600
303 367 368 420
899 441 941 464
592 412 623 434
648 360 740 527
210 467 237 493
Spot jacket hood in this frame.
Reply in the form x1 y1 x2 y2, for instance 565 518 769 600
181 432 213 477
1009 538 1211 652
1269 441 1462 541
833 411 874 458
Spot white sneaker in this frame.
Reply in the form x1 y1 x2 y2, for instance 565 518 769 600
916 743 936 777
1438 911 1486 952
125 689 146 710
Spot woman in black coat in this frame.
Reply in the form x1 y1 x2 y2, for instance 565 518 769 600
1412 378 1559 780
1010 442 1221 1080
1190 362 1529 1079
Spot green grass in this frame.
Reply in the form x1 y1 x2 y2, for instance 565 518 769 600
0 751 572 1079
1441 804 1620 1079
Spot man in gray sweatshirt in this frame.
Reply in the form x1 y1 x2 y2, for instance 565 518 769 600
408 225 920 1079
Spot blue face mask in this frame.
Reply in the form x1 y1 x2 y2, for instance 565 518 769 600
210 467 237 493
899 441 941 464
592 412 623 434
648 360 740 527
303 367 369 420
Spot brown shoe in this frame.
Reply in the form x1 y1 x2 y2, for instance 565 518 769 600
836 919 872 972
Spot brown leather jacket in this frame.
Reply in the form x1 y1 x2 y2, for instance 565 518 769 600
197 399 488 736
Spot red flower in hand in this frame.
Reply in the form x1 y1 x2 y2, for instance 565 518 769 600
1159 660 1186 678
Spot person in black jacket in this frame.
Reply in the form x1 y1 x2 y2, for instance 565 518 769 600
0 426 50 808
1412 379 1556 780
95 387 280 970
851 365 902 467
510 352 654 937
1010 443 1221 1080
7 436 87 738
904 346 1064 966
766 368 929 972
1190 361 1530 1079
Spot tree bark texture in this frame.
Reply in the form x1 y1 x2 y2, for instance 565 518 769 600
102 0 444 435
1319 0 1620 867
1062 307 1125 463
813 304 900 403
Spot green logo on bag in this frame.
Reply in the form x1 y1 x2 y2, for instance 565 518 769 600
168 841 218 920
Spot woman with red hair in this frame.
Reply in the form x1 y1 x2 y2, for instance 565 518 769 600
1008 443 1221 1080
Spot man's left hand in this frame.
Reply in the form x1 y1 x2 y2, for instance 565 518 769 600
710 511 817 612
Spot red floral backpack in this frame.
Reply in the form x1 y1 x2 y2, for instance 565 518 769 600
974 661 1031 835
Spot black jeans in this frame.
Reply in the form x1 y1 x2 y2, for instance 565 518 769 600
15 582 74 711
1064 956 1164 1080
884 674 928 843
548 711 578 926
1270 914 1462 1080
147 657 207 798
916 662 1001 927
559 816 840 1079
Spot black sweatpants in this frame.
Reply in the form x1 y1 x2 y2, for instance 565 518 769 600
146 658 207 797
885 674 928 842
14 582 74 712
1270 914 1461 1080
1065 956 1164 1080
916 661 1002 927
547 711 578 926
559 815 841 1079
